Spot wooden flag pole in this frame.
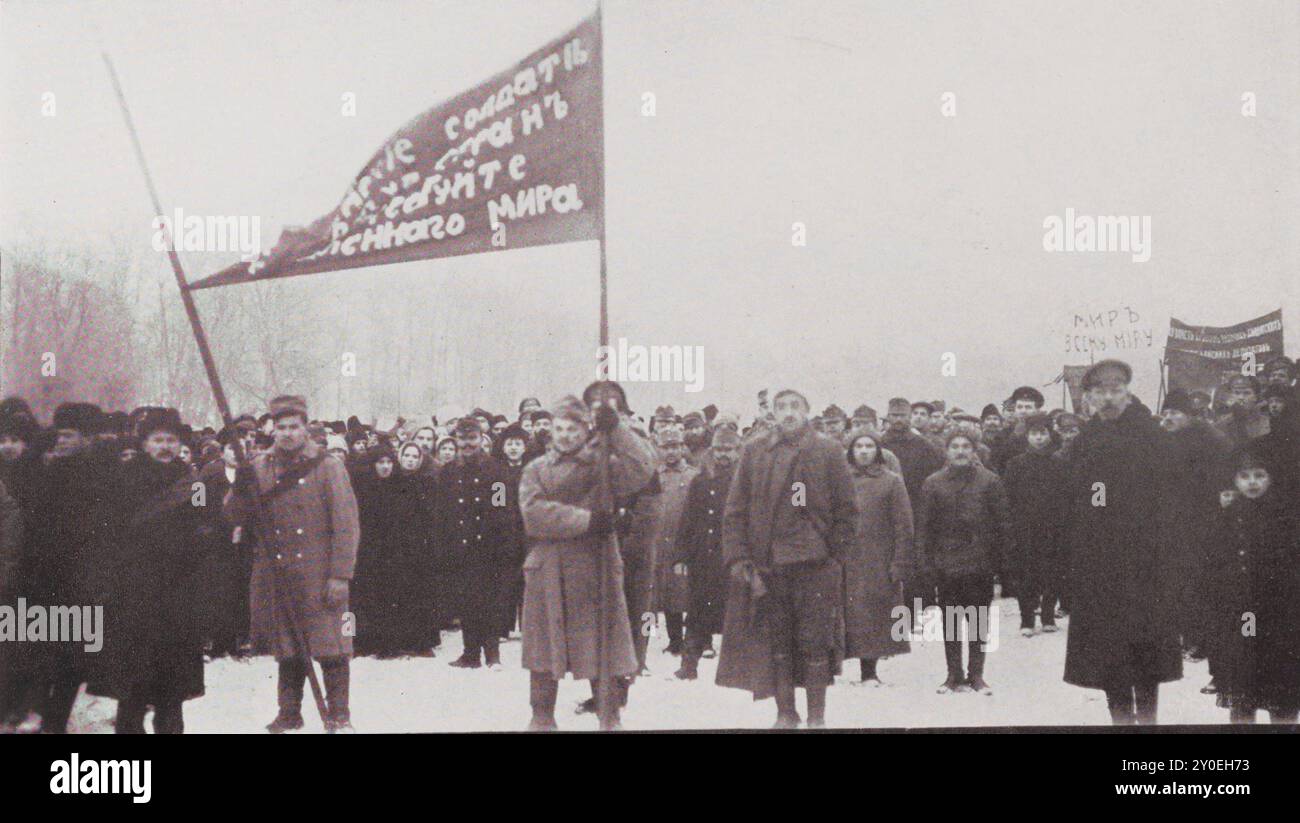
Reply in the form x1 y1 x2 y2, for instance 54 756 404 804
595 2 609 353
102 52 232 425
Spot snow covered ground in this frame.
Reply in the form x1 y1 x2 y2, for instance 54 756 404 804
68 597 1229 732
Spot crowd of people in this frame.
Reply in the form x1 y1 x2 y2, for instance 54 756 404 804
0 353 1297 732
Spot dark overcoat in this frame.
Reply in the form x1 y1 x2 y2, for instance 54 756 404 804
677 463 734 635
434 451 517 632
89 457 209 703
1202 493 1300 711
1063 400 1182 690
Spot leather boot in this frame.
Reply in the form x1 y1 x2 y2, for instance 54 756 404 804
805 686 827 728
322 657 352 732
773 655 800 729
268 659 306 733
528 671 558 731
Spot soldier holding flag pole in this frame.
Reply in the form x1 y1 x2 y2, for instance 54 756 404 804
518 383 655 730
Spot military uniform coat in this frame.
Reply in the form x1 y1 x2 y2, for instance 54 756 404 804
519 423 657 681
677 463 734 636
650 460 699 614
224 440 360 661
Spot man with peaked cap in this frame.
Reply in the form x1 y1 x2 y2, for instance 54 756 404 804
1063 358 1182 724
518 389 656 730
650 425 700 657
674 426 742 679
821 404 848 439
224 395 360 733
438 416 516 670
680 410 710 467
850 404 877 434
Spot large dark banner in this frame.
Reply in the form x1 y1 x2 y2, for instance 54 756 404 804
1165 309 1284 394
189 13 601 290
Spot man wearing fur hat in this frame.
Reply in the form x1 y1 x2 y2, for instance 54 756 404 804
24 402 116 732
438 416 515 669
1063 359 1182 724
650 425 700 657
91 408 210 733
674 427 742 679
518 387 657 730
716 389 858 728
224 395 360 733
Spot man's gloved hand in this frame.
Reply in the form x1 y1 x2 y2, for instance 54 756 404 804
672 562 688 576
324 578 349 610
587 507 615 537
593 403 619 434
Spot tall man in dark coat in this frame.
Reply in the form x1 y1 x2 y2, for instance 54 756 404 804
674 427 741 680
880 397 944 627
224 395 360 733
717 389 858 729
91 408 210 733
1062 360 1182 724
26 402 117 733
440 417 515 669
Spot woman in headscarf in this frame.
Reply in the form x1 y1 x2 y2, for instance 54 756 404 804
843 431 915 686
351 443 399 657
388 442 440 656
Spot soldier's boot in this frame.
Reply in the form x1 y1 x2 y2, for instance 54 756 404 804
449 639 482 669
805 687 827 729
772 655 800 729
597 679 624 731
1133 683 1159 726
483 640 502 670
527 672 559 731
1104 686 1136 726
674 655 699 680
966 642 992 695
267 659 306 733
322 657 353 733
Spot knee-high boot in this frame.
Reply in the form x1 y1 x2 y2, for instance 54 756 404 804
528 671 558 731
773 655 800 729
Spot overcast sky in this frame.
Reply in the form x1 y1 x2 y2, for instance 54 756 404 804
3 0 1297 419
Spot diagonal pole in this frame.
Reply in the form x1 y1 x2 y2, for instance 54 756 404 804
102 52 231 424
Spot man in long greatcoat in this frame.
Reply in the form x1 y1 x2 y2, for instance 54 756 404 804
674 426 741 680
716 389 858 729
225 395 360 733
519 391 656 731
439 417 516 669
650 426 699 656
1063 360 1182 725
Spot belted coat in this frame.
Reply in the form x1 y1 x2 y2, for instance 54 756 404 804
224 440 360 661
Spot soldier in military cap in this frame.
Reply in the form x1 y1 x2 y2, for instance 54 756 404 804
224 395 360 733
439 416 516 669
